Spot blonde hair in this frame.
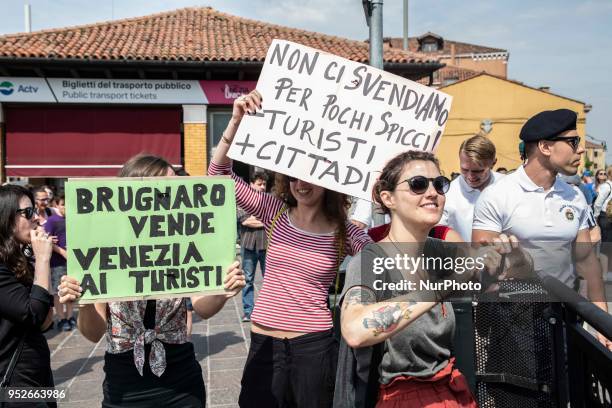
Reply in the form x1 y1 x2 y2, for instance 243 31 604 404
459 135 496 166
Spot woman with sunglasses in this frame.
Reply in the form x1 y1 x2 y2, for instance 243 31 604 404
58 154 246 408
339 151 518 408
0 185 56 404
594 168 612 242
208 90 371 407
594 169 608 196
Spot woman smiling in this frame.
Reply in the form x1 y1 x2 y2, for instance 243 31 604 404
208 90 371 407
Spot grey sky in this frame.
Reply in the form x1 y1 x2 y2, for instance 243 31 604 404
2 0 611 162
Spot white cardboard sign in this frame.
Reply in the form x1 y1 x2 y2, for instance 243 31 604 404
228 39 453 201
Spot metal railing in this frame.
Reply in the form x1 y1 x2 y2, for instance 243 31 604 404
453 277 612 407
543 276 612 408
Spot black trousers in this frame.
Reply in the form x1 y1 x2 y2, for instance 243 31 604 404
598 214 612 243
239 329 338 408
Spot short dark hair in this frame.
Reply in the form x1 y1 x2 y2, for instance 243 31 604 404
54 194 65 205
524 142 538 159
250 171 267 183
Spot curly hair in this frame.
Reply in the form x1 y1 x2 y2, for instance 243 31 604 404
0 185 35 285
273 174 351 241
372 150 441 215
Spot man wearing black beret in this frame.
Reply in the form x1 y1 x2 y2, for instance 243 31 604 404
472 108 610 349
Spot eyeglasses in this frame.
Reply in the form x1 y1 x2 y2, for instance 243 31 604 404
16 207 36 220
398 176 451 195
546 136 581 151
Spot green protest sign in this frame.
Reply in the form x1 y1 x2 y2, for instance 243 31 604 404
65 176 236 303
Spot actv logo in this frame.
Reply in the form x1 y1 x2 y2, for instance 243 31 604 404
0 81 14 96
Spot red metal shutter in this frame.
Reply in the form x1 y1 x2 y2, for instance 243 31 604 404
5 106 182 177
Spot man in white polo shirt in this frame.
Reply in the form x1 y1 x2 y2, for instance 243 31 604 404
439 135 503 241
472 109 610 348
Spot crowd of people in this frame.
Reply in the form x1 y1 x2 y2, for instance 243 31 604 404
0 88 609 408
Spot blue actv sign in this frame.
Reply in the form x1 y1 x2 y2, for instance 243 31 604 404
0 77 55 102
0 81 14 95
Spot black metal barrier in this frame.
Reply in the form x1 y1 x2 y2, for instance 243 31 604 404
470 280 559 407
333 264 611 407
543 276 612 408
453 278 612 408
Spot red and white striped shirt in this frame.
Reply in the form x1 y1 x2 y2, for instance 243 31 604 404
209 161 371 332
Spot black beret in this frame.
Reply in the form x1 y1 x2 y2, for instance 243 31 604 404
519 109 577 142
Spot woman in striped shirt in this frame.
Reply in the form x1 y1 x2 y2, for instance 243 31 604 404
209 90 371 408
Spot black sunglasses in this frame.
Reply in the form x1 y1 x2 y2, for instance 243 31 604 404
399 176 451 195
546 136 581 151
16 207 36 220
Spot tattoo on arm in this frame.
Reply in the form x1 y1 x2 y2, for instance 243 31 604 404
362 301 417 336
343 286 376 309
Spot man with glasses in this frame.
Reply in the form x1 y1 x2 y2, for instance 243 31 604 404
472 109 610 348
439 135 504 241
33 187 54 226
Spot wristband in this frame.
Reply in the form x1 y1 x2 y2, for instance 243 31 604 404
221 135 232 144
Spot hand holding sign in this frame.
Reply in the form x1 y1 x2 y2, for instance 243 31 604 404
58 275 83 304
230 91 263 126
222 260 246 298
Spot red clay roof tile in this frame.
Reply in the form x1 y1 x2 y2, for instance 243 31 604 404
0 7 437 64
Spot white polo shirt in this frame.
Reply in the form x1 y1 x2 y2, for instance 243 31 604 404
439 172 504 241
473 166 590 286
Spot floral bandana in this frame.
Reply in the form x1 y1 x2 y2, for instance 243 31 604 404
106 298 188 377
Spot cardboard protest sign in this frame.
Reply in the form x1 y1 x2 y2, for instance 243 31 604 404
227 39 453 201
65 177 236 303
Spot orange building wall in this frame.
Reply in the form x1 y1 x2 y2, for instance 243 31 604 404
184 123 207 175
436 74 587 176
586 147 606 171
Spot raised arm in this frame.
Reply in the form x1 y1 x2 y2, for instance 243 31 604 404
210 91 261 168
208 91 283 223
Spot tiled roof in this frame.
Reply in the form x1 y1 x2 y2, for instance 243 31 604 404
385 34 507 55
0 7 436 64
435 65 482 83
416 65 482 86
